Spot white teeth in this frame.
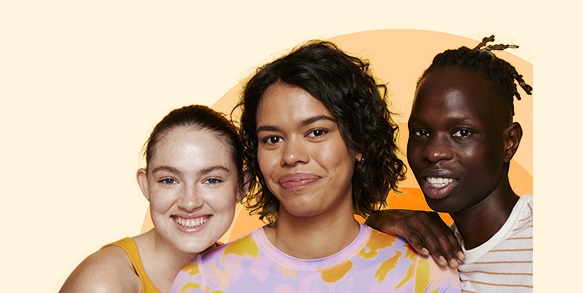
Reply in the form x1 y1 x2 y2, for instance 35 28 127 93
426 177 454 188
174 216 208 228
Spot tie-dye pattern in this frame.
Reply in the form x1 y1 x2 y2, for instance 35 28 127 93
172 224 460 292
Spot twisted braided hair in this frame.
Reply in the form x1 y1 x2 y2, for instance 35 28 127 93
418 35 532 116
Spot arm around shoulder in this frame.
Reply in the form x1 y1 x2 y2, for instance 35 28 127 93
59 246 140 293
366 209 463 268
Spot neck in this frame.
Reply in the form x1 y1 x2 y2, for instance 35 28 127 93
451 178 519 249
265 202 360 259
134 229 199 292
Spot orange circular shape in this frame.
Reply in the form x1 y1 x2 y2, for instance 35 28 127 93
141 29 532 243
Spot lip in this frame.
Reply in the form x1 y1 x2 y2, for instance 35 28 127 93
417 170 458 200
171 214 211 232
278 173 320 190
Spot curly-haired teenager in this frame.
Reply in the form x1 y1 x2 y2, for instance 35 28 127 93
172 41 461 292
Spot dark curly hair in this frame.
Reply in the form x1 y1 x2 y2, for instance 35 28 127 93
418 35 533 117
234 40 406 224
143 105 243 179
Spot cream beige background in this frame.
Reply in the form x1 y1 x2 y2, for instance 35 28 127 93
0 1 578 292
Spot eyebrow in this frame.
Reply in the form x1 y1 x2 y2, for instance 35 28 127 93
256 115 336 133
198 165 230 176
151 165 230 176
151 165 181 175
409 115 473 125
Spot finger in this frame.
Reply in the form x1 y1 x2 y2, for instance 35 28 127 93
407 213 445 251
410 223 449 267
398 229 430 257
428 212 464 268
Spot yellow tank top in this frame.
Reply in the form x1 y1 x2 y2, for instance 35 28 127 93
104 238 162 293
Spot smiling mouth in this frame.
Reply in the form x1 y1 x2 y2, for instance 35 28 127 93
173 216 209 228
425 177 456 188
279 174 320 189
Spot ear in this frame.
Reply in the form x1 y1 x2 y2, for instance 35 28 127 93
136 168 151 201
502 122 523 163
356 152 363 163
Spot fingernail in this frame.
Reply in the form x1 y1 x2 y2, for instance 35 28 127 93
439 256 447 265
449 259 458 268
457 251 465 261
421 248 429 255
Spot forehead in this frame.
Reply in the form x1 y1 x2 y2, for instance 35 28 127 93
413 68 503 121
151 126 235 167
257 83 333 124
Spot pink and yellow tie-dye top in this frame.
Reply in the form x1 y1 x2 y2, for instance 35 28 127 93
172 223 460 292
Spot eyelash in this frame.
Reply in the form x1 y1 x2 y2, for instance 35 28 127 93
160 178 177 185
452 129 472 137
413 129 429 137
260 128 329 146
262 135 281 145
204 178 222 185
308 129 327 137
412 129 473 138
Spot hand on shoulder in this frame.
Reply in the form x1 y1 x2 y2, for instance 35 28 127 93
366 209 464 269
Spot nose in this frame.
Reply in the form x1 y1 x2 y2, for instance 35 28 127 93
423 134 453 163
177 183 204 211
281 135 309 166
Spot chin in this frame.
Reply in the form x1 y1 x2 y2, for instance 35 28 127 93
181 241 215 255
424 197 454 214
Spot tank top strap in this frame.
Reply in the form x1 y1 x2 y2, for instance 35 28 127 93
104 238 162 293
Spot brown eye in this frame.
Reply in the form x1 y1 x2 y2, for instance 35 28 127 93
308 129 327 137
262 135 282 145
413 129 429 137
453 130 471 137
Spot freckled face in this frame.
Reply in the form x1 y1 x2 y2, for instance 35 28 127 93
407 68 509 213
138 126 238 254
255 82 359 220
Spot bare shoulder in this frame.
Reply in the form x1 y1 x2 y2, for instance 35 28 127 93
59 245 141 293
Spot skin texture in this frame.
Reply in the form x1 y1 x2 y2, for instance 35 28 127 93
407 68 522 250
60 126 239 293
138 126 238 255
256 82 362 259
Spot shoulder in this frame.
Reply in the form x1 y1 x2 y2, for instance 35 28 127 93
203 229 261 259
512 194 534 235
365 227 461 290
59 243 140 293
367 226 412 252
179 230 261 278
518 194 533 214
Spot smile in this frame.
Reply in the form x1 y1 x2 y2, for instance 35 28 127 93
419 175 458 201
426 177 455 188
173 216 209 228
279 173 320 189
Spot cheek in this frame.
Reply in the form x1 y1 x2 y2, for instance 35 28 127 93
148 189 177 214
211 194 236 211
459 145 499 177
257 149 277 175
312 143 356 176
406 143 423 165
207 189 237 220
